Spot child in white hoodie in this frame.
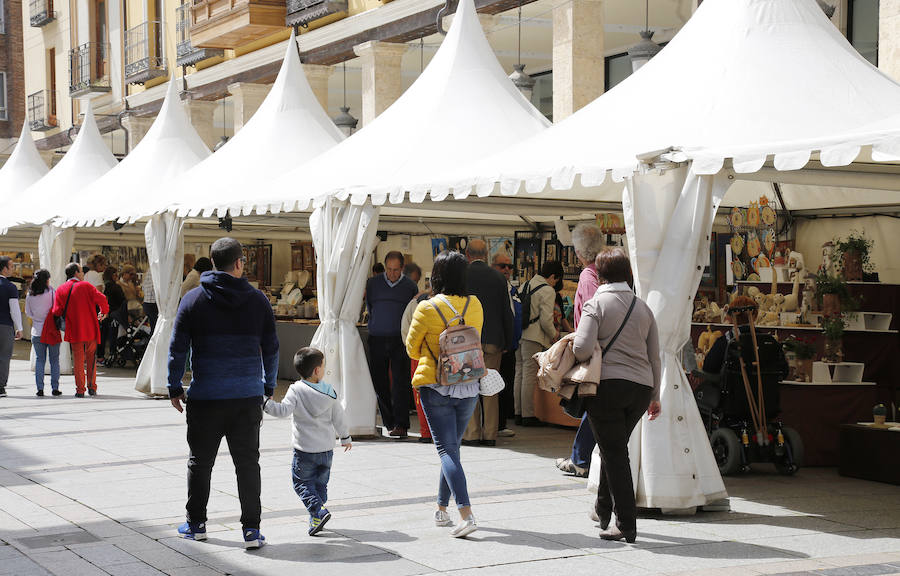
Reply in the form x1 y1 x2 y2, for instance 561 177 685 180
263 347 352 536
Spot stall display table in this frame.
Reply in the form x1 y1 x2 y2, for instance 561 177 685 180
274 320 369 380
839 423 900 484
780 382 877 466
535 387 582 427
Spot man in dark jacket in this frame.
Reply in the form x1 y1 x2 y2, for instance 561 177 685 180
462 239 513 446
168 237 278 550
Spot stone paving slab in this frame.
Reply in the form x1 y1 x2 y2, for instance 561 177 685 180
1 342 899 576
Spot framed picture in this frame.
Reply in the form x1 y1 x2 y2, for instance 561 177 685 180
448 236 469 253
544 241 558 263
514 231 542 282
432 238 449 259
488 237 513 263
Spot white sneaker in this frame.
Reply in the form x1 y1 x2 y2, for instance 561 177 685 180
434 510 453 527
497 428 516 437
451 514 477 538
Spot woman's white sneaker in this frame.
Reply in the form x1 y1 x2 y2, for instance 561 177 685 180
434 510 453 527
451 515 477 538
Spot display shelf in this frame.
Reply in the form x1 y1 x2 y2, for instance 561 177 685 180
782 381 875 386
690 321 897 334
812 361 864 384
737 281 900 286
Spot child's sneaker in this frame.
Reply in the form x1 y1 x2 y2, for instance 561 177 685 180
177 522 207 541
434 510 453 527
243 529 266 549
308 508 332 536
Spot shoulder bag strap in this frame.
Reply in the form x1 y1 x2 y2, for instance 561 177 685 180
62 281 75 318
602 294 637 355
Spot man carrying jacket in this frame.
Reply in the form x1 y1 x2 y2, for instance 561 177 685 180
168 237 279 550
52 262 109 397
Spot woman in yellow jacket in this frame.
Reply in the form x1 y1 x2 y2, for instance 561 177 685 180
406 251 484 539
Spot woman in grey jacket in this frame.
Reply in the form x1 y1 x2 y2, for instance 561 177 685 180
572 247 661 543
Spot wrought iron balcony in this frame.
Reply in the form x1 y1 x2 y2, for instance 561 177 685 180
125 21 168 84
285 0 345 27
27 90 58 131
176 3 223 67
29 0 56 27
69 42 111 97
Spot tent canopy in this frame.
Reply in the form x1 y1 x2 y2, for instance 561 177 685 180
7 104 118 230
175 31 344 219
56 78 211 228
0 124 49 207
201 0 549 216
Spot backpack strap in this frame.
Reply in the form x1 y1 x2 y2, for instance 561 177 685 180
429 299 450 329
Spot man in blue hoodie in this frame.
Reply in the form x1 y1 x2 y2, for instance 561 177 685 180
168 237 279 549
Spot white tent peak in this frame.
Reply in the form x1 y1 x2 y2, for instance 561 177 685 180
233 0 549 214
57 75 211 227
175 29 343 218
12 101 118 227
0 122 49 198
445 0 900 202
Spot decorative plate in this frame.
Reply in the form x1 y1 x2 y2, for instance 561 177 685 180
730 234 745 255
746 231 762 257
747 273 761 281
747 202 760 228
297 270 311 289
762 205 776 226
763 228 776 255
754 254 770 272
731 259 744 280
730 207 744 228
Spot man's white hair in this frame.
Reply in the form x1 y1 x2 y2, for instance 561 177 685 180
571 224 604 264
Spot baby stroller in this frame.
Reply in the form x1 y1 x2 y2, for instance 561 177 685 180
107 313 152 368
695 303 804 476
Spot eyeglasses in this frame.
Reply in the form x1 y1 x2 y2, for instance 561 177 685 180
495 263 513 269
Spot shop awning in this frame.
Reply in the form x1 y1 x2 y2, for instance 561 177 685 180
175 31 344 218
204 0 550 216
0 124 49 214
56 77 211 228
3 104 118 231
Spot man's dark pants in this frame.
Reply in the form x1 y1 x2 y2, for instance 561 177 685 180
368 334 411 430
498 349 517 430
186 397 262 529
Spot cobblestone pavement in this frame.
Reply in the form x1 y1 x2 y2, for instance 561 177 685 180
1 342 899 576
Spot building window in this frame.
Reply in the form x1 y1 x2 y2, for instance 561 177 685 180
605 52 632 91
849 0 879 66
0 72 7 120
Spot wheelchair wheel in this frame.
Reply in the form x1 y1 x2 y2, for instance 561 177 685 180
774 426 803 476
710 427 742 476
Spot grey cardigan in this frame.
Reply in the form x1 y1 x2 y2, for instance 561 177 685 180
572 282 661 401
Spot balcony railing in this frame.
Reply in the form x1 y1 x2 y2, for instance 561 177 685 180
176 3 223 67
125 21 168 84
285 0 345 27
27 90 58 131
69 42 111 97
29 0 56 27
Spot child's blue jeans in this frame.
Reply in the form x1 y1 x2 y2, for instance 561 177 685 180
292 449 333 515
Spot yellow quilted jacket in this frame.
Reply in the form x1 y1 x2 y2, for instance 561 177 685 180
405 294 484 387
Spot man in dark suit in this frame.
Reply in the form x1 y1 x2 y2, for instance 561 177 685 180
462 239 513 447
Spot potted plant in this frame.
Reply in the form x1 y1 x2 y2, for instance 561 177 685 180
821 312 845 363
873 403 887 427
782 334 815 382
813 270 852 316
833 230 874 282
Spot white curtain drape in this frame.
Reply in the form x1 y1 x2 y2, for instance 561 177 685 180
588 165 730 511
135 213 184 396
37 224 74 374
309 198 380 436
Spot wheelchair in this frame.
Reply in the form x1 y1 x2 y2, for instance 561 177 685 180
694 305 804 476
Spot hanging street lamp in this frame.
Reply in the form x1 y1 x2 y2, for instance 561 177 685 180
332 62 358 136
628 0 661 72
508 1 535 101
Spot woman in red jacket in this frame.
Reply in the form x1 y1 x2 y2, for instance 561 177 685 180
52 263 109 397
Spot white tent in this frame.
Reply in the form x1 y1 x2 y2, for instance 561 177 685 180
54 78 210 396
0 124 49 205
14 104 118 374
174 31 344 219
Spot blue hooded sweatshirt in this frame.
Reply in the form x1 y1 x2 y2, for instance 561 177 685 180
167 271 279 400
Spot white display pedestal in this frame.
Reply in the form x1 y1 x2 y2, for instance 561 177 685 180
812 361 865 384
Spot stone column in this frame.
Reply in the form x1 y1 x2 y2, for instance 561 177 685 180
227 82 271 133
552 0 604 122
182 100 219 151
303 64 333 112
121 115 154 152
880 0 900 82
352 41 407 127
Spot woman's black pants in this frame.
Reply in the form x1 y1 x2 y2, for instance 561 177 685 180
583 379 652 533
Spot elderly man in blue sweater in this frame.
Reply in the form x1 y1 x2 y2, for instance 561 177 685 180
168 237 279 550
